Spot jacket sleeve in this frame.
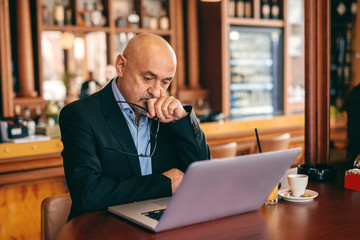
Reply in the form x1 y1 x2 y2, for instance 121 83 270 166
164 105 211 169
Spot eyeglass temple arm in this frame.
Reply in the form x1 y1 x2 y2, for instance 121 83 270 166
105 147 151 158
117 100 158 120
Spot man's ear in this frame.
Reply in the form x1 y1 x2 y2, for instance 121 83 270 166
115 54 126 77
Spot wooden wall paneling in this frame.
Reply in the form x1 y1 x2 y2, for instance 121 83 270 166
107 0 115 64
35 0 44 97
198 1 223 112
282 0 289 114
0 0 14 117
0 178 67 239
186 0 200 89
0 153 62 174
107 32 115 65
0 167 64 185
304 0 330 164
173 0 185 96
221 0 230 115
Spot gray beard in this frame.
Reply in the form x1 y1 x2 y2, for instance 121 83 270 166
137 94 154 115
133 104 148 115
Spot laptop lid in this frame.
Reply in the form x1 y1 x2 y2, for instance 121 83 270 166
109 148 301 232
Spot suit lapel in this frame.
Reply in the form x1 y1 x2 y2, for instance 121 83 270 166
99 80 142 176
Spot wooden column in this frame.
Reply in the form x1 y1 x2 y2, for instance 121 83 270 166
187 0 200 89
172 0 185 95
304 0 330 164
0 0 14 117
16 0 38 97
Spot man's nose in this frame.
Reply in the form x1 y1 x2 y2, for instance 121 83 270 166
148 81 162 98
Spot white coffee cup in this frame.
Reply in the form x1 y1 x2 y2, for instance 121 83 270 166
287 174 308 197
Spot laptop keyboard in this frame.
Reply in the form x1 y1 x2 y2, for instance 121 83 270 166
141 209 165 221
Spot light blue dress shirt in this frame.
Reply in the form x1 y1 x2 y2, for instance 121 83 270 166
111 79 152 176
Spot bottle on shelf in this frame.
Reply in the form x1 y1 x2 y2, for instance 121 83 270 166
14 105 24 126
45 101 60 125
128 9 140 29
99 3 107 26
149 9 158 30
64 3 72 25
91 2 103 27
80 2 91 27
35 106 43 125
42 3 52 25
53 0 65 26
116 9 126 28
143 8 150 29
236 0 245 18
271 0 280 19
159 9 169 30
261 0 271 19
335 0 349 23
244 0 252 18
228 0 236 17
23 106 31 121
5 105 28 139
23 106 36 137
351 0 357 18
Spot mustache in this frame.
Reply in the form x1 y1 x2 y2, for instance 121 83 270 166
139 94 155 109
139 94 155 102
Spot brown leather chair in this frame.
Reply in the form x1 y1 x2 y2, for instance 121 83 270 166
255 133 291 153
41 193 71 240
210 142 238 159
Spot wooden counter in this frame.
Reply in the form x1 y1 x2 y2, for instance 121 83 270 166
0 114 306 185
0 139 67 240
0 138 64 185
201 114 305 166
0 138 63 159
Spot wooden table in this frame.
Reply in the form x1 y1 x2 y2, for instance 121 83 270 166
57 161 360 240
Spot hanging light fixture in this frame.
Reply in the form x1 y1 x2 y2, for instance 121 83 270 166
60 31 74 50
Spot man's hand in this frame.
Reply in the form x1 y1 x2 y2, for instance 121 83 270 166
162 168 184 194
147 96 188 123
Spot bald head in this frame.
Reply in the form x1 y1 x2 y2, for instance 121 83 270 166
114 33 177 117
123 33 177 68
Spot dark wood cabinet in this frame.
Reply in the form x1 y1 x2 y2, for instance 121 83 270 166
198 0 305 118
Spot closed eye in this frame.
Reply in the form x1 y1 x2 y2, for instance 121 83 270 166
162 80 171 86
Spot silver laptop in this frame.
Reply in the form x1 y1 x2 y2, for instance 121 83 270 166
108 148 301 232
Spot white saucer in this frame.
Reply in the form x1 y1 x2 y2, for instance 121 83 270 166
278 189 318 202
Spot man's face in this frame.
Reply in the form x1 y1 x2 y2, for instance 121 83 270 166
117 50 176 115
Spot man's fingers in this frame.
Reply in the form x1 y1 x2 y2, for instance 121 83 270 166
162 168 184 194
146 96 186 122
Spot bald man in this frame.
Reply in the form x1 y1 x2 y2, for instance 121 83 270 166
59 33 211 221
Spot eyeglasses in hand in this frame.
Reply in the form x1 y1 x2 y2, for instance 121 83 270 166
105 100 159 158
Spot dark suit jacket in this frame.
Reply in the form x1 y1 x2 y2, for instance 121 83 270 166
59 80 211 220
345 84 360 160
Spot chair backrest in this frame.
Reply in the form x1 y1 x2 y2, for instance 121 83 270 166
210 142 238 159
256 133 291 153
41 193 71 240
